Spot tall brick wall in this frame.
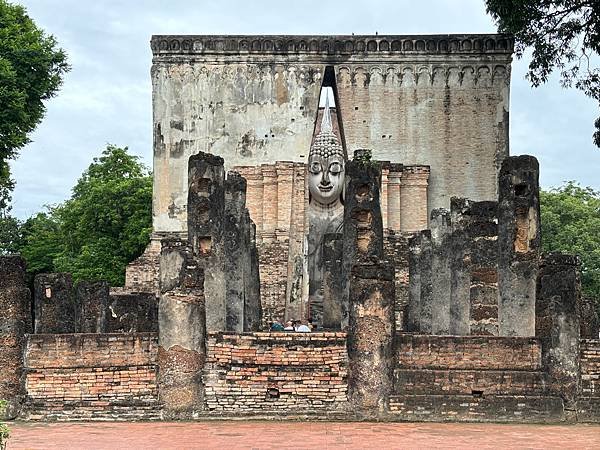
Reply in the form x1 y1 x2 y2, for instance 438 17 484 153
203 332 348 414
23 333 159 420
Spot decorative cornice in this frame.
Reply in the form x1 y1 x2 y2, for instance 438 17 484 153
151 34 514 58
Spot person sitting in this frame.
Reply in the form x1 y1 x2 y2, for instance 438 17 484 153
295 320 311 333
270 321 284 332
284 320 295 331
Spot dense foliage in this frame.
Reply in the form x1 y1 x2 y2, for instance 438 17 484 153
0 0 70 209
540 182 600 306
486 0 600 146
5 145 152 285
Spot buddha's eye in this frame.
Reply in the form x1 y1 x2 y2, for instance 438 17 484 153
329 162 342 174
310 162 322 174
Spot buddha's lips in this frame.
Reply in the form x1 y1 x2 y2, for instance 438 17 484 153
319 185 333 192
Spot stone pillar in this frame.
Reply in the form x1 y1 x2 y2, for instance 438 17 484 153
244 220 262 331
33 273 75 334
498 155 540 336
343 151 384 264
347 262 395 417
0 256 31 419
430 209 451 334
158 238 206 416
188 152 226 332
400 166 429 232
223 171 247 332
387 165 402 233
322 233 344 329
406 233 422 332
342 150 384 329
449 198 471 335
580 297 599 339
419 230 433 334
77 281 108 333
536 253 581 417
380 165 389 229
261 165 278 242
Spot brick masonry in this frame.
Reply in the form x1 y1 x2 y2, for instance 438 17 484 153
203 332 348 415
580 339 600 422
395 334 542 370
16 331 600 422
23 333 159 421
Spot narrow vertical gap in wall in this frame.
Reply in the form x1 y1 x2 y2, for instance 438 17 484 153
312 66 347 159
325 66 347 159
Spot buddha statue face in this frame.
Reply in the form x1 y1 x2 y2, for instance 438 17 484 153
308 154 344 206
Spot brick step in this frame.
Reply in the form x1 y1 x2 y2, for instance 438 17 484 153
22 404 161 421
388 394 564 423
394 368 547 396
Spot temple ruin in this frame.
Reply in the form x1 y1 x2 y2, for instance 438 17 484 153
1 34 599 423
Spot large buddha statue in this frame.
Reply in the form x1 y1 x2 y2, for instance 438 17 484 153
307 97 345 327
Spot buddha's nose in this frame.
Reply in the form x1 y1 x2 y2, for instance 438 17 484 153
321 171 331 185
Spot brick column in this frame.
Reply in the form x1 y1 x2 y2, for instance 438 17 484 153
0 256 31 419
275 163 294 242
498 155 540 336
380 165 389 230
241 167 264 236
536 253 581 418
387 166 402 232
430 209 451 334
400 166 429 232
261 165 278 242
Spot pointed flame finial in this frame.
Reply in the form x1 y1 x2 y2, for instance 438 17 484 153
321 92 333 133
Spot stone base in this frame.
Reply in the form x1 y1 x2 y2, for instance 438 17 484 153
388 394 564 423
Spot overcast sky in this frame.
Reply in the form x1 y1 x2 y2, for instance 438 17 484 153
9 0 600 219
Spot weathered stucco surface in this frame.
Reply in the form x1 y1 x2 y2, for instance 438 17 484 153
151 34 513 233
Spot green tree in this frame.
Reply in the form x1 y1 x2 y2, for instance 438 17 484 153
0 214 22 254
18 145 152 285
0 0 70 208
540 182 600 309
485 0 600 146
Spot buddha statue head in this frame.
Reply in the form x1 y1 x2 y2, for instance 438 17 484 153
308 97 345 208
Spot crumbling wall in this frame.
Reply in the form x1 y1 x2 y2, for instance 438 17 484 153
76 281 109 333
34 273 75 334
106 291 158 333
390 334 562 422
536 253 581 418
23 333 158 421
0 256 31 419
203 332 347 414
579 338 600 422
